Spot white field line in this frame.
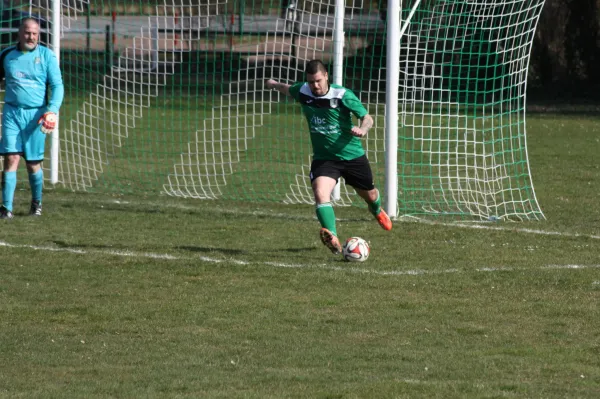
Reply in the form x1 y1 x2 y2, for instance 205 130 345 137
56 197 600 241
1 239 599 277
405 216 600 240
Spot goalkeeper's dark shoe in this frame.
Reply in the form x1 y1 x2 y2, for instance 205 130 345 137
29 201 42 216
320 228 342 255
0 206 14 220
375 209 392 231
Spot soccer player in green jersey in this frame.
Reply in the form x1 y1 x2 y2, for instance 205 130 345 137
266 60 392 255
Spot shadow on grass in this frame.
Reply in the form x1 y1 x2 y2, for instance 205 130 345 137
50 241 252 257
281 247 316 253
52 240 132 250
177 245 246 255
179 245 318 256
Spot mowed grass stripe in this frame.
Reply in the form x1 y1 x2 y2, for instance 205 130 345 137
48 194 600 242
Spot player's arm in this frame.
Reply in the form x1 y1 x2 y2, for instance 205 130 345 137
38 50 65 134
45 50 64 114
350 114 374 138
265 79 291 96
342 89 373 137
351 114 374 137
0 47 12 87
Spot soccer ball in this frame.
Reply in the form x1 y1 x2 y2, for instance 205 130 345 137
342 237 370 262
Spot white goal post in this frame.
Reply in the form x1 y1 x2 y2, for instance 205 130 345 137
50 0 62 184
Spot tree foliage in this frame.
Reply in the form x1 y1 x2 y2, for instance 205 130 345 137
531 0 600 92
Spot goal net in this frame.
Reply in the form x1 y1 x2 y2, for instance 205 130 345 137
2 0 544 220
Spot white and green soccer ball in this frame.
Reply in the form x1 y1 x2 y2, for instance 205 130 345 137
342 237 370 262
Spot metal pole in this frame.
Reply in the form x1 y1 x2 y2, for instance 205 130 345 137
239 0 244 35
50 0 62 185
111 11 117 51
151 25 158 71
105 24 111 73
230 12 235 50
384 0 401 218
86 2 91 52
332 1 345 89
331 0 345 201
290 1 299 62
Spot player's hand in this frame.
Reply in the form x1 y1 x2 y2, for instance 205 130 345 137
265 79 278 90
350 127 367 137
38 112 57 134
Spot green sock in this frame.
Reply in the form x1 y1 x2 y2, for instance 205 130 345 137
316 202 337 236
368 191 382 216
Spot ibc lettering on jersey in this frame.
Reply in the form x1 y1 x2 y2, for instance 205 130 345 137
310 116 338 135
311 116 325 125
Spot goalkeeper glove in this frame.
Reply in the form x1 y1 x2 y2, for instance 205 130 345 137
38 112 57 134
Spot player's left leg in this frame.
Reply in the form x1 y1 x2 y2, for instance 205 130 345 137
343 155 392 231
355 187 392 231
26 161 43 216
23 109 48 216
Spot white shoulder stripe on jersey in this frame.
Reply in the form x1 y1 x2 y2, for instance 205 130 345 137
299 83 346 100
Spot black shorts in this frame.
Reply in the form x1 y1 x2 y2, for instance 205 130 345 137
310 155 375 191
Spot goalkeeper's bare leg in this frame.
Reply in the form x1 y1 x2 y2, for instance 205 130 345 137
313 176 342 254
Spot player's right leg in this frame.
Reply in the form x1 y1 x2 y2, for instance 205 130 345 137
311 161 342 254
319 227 341 255
1 155 20 219
0 206 13 219
1 105 23 218
314 183 342 254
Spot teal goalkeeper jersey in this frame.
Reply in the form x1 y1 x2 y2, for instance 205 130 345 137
0 44 64 113
289 82 368 161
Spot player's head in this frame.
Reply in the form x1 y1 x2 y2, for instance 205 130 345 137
305 60 329 96
19 18 40 51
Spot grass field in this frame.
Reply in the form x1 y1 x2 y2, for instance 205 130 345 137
0 110 599 398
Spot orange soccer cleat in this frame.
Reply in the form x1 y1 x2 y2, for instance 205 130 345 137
375 209 392 231
319 228 342 254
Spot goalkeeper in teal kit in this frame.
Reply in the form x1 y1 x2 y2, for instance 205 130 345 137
0 18 64 219
266 60 392 255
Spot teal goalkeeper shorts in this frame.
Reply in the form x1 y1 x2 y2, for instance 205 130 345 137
1 104 48 162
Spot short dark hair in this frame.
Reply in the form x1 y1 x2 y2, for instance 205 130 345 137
305 60 328 76
20 17 40 29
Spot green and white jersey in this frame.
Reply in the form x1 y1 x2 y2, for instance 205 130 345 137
289 82 368 161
